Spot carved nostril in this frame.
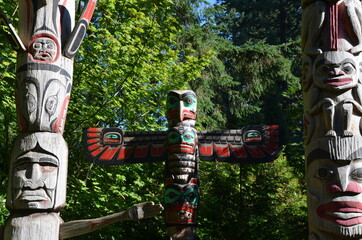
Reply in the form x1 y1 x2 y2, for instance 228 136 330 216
337 71 345 75
345 182 362 193
326 184 342 193
328 71 335 76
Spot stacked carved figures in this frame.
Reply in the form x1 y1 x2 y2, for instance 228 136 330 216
302 0 362 239
0 1 163 239
165 90 199 240
4 1 78 239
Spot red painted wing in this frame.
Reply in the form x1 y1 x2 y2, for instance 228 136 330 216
83 127 167 165
197 125 283 163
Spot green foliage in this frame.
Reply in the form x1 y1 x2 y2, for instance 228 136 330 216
0 0 307 239
198 156 307 240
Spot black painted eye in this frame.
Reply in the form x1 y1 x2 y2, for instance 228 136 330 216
342 63 355 74
317 65 330 75
351 168 362 180
314 167 334 180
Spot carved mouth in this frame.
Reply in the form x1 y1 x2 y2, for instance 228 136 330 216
167 109 196 122
323 78 352 86
19 189 49 201
317 201 362 226
181 110 196 120
169 144 195 154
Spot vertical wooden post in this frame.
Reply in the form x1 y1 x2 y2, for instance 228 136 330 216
165 90 199 240
302 1 362 239
2 1 96 239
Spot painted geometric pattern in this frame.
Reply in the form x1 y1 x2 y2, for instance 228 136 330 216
198 125 283 163
83 125 283 165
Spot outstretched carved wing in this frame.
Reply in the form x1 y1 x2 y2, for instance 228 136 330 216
197 125 283 163
83 128 167 165
83 125 283 165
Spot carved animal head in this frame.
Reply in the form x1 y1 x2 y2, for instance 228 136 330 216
167 90 197 126
313 51 360 91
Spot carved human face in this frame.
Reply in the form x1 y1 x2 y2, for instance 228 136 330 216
167 90 197 125
29 36 58 62
313 51 360 91
16 64 72 133
168 127 197 154
308 158 362 237
165 181 199 225
12 152 59 209
7 133 68 211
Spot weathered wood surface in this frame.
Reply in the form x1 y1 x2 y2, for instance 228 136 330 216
1 1 163 240
6 132 68 211
4 213 62 240
302 1 362 239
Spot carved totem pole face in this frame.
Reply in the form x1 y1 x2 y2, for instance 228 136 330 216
313 51 360 91
168 127 198 155
167 90 197 126
7 133 68 211
307 157 362 237
165 179 199 225
16 63 72 133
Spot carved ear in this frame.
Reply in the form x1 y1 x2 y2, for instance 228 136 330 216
63 0 97 59
0 8 26 52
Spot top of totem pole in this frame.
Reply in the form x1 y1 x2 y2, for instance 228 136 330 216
167 90 197 127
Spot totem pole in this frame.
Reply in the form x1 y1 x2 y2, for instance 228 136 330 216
83 90 284 239
302 0 362 239
0 1 162 239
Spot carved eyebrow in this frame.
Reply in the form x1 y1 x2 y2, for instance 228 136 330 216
39 157 59 166
315 58 355 69
15 157 59 166
181 92 196 99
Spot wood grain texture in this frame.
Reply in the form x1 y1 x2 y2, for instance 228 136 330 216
4 213 62 240
302 1 362 239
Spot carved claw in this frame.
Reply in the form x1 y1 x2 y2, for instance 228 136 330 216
351 44 362 54
325 130 337 137
128 201 164 220
343 130 354 137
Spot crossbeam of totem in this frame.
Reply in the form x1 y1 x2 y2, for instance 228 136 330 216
83 90 284 239
302 0 362 239
0 1 163 240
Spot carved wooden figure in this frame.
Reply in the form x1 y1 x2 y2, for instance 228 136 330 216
302 1 362 239
83 90 284 239
0 1 164 239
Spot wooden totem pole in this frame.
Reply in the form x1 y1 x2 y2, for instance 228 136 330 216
0 1 163 239
83 90 284 239
302 0 362 239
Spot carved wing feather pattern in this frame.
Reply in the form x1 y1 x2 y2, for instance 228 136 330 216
83 128 167 165
197 125 283 163
83 125 283 165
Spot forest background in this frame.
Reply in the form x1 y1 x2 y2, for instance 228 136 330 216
0 0 305 239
